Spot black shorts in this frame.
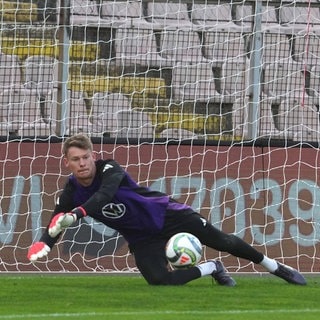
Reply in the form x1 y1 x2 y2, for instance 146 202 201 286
130 209 207 253
130 209 206 285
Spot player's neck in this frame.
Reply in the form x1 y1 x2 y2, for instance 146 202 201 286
76 178 94 187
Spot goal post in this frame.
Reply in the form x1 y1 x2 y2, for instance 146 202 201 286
0 0 320 273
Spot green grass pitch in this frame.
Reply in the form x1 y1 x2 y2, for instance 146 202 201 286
0 275 319 320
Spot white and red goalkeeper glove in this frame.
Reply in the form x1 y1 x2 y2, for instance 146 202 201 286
48 212 77 238
27 242 51 262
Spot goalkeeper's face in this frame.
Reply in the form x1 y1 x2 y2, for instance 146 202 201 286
64 146 96 187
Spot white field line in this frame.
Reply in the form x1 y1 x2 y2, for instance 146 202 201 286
0 309 320 319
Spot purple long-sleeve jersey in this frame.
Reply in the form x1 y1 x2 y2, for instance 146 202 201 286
41 159 191 247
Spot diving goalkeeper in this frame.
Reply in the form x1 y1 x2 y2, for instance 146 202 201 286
27 134 306 286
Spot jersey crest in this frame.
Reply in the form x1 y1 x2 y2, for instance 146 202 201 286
102 203 126 219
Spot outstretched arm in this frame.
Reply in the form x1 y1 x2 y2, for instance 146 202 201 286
27 159 125 262
27 183 76 262
27 211 77 262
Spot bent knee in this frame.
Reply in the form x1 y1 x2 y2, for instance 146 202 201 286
145 272 170 285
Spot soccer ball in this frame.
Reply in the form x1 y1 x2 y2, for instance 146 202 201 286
165 232 202 269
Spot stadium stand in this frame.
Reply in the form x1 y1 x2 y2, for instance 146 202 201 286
70 0 100 25
112 109 155 139
260 32 293 64
277 97 320 141
232 2 281 31
1 37 99 61
220 60 250 103
159 128 198 140
0 53 22 92
24 56 58 91
159 29 207 64
67 90 93 136
89 92 132 136
149 110 224 138
68 74 167 100
202 31 247 65
24 56 61 136
0 1 320 141
263 61 308 103
113 28 165 67
232 96 282 138
190 3 237 30
145 1 192 28
1 37 57 59
308 64 320 104
24 55 59 113
99 0 149 27
293 32 320 66
0 86 50 135
278 3 320 31
171 62 221 102
0 0 37 22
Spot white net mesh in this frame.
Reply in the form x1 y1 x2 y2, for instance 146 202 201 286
0 0 320 273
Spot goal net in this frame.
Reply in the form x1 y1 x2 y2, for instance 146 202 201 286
0 0 320 274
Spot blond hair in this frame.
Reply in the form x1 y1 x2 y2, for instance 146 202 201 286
62 134 93 156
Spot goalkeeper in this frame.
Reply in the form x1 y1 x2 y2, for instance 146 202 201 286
28 134 306 286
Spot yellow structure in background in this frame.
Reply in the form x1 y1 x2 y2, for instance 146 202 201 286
0 0 38 23
69 75 167 99
149 112 226 137
1 37 99 61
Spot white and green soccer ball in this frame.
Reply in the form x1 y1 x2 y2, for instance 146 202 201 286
165 232 202 268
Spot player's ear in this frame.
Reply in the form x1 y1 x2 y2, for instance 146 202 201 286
63 156 69 168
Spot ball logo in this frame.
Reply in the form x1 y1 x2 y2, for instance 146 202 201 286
180 254 190 264
102 203 126 219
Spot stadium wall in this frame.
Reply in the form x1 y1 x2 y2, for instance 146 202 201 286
0 141 319 273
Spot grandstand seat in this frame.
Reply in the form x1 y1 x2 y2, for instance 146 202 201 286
113 28 166 67
231 97 246 138
232 96 282 139
70 0 99 25
0 86 52 135
171 62 221 102
18 121 55 137
279 4 320 32
112 109 155 139
232 3 280 31
276 97 320 141
24 55 58 96
260 32 293 64
24 55 59 132
0 54 22 92
190 3 239 31
293 32 320 65
89 92 131 136
159 128 198 140
258 98 282 138
202 31 247 66
159 29 208 64
308 65 320 104
263 61 308 103
67 90 93 136
220 60 250 102
99 0 149 27
145 2 192 28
